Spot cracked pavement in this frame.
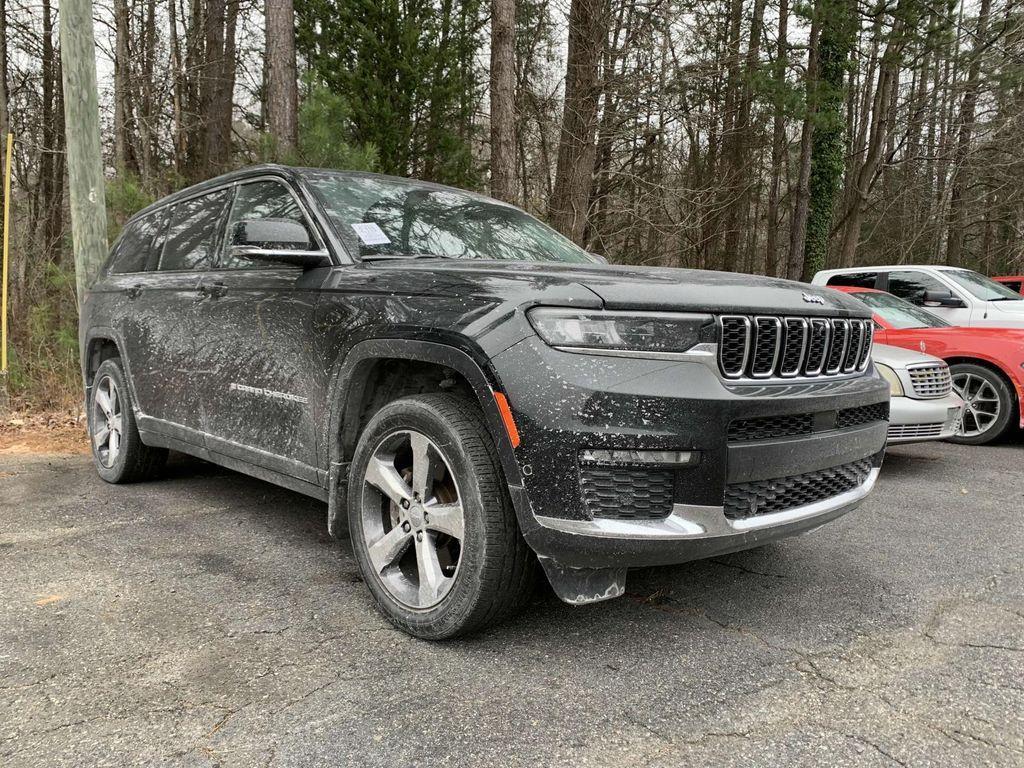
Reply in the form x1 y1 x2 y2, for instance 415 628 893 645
2 438 1022 767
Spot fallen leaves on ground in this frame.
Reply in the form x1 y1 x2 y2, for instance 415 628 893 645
0 410 90 455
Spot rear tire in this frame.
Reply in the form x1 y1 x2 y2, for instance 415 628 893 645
347 392 534 639
88 358 167 483
948 363 1015 445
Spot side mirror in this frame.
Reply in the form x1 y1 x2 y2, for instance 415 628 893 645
922 289 966 309
589 252 609 264
229 218 330 268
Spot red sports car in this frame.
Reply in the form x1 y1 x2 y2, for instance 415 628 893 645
833 286 1024 444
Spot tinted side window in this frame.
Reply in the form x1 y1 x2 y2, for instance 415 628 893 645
108 212 164 273
826 272 878 289
159 189 231 271
221 180 312 269
887 270 948 305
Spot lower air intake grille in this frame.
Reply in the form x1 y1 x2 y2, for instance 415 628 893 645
836 401 890 429
580 466 675 521
888 423 944 440
723 458 874 520
728 413 814 441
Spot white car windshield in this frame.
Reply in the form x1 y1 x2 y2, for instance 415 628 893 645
944 269 1023 302
855 291 950 329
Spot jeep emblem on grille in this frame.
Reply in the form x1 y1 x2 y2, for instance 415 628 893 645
802 292 827 305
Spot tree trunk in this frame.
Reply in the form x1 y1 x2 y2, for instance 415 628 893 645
945 0 993 265
838 10 913 266
720 0 767 272
801 0 855 282
489 0 517 203
0 0 8 143
203 0 238 174
38 0 58 260
266 0 298 155
60 0 109 300
765 0 789 278
548 0 607 244
169 0 185 174
113 0 135 173
139 0 157 186
788 14 820 280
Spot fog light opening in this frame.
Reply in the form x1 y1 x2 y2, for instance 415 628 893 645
579 449 700 467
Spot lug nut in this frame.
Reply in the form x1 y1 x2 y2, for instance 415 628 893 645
416 532 423 542
402 522 411 533
400 499 410 509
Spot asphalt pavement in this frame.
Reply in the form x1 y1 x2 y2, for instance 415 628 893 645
2 438 1022 767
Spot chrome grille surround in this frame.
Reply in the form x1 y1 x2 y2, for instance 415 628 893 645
907 363 952 398
717 315 873 382
750 317 783 378
718 316 753 378
779 318 809 377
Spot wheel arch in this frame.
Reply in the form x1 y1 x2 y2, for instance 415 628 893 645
81 328 143 412
324 339 526 537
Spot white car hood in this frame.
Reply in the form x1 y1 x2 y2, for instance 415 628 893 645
988 299 1024 315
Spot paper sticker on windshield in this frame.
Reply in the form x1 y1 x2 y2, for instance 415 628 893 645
351 222 390 246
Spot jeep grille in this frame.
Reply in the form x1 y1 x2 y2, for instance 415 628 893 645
718 316 873 380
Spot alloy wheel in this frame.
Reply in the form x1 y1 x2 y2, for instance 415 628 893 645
92 375 123 467
359 430 465 610
951 372 1001 438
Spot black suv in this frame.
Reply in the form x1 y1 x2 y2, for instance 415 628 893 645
82 165 889 638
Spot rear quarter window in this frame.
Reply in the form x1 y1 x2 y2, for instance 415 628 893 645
826 272 878 289
159 189 232 271
107 212 165 274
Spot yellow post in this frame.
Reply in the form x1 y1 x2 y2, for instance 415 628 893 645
1 132 11 375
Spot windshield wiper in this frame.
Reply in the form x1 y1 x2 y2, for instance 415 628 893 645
988 297 1020 302
359 253 457 262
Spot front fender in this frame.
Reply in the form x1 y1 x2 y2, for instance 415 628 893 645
322 338 528 537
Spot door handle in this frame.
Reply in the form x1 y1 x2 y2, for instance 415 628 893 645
198 282 228 299
124 284 143 299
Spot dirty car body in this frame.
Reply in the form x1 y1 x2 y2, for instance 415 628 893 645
80 165 889 631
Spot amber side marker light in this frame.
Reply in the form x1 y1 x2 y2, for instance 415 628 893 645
494 392 521 449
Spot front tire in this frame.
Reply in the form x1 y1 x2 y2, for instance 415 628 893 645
347 393 534 639
949 363 1015 445
88 358 167 483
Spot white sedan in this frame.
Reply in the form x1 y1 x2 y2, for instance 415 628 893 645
873 344 964 444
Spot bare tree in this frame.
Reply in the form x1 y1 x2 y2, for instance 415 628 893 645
548 0 607 243
490 0 518 202
765 0 789 277
945 0 993 265
0 0 8 143
266 0 299 154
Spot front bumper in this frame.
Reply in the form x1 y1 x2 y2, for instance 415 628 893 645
887 393 963 444
493 336 890 570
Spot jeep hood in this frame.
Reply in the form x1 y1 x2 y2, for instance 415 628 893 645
364 260 869 317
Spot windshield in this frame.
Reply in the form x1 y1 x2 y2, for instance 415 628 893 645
944 269 1023 301
306 173 596 264
855 291 950 329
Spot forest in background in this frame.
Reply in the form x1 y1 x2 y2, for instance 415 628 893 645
0 0 1022 409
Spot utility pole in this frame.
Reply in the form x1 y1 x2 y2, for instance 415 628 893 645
59 0 108 303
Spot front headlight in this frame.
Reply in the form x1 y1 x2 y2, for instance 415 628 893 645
876 363 904 396
528 309 715 355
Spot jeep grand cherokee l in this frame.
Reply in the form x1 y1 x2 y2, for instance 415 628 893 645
81 165 889 639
